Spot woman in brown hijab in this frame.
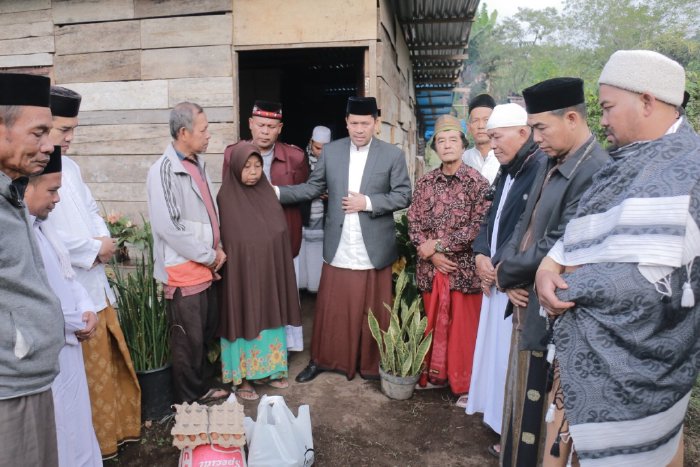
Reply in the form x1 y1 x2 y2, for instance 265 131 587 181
217 143 302 400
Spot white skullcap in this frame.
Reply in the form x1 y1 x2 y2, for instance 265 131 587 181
598 50 685 106
311 125 331 144
486 103 528 130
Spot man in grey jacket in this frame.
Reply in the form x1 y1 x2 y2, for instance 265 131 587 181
277 96 412 383
0 73 65 465
147 102 227 403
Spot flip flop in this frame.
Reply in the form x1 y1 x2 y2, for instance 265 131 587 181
198 388 229 403
235 387 260 401
455 394 469 408
487 444 501 458
251 378 290 389
267 378 289 389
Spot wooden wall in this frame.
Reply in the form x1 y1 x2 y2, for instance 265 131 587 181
0 0 234 220
377 0 417 182
0 0 418 218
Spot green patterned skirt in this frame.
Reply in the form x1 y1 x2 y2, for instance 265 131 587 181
221 327 288 385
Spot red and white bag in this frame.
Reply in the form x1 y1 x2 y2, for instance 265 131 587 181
179 444 247 467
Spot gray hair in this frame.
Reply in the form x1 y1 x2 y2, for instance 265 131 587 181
551 102 587 120
0 105 21 128
169 102 203 139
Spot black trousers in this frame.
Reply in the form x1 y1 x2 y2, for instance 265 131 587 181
167 285 218 403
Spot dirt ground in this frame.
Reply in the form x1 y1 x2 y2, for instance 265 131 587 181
110 292 700 466
110 292 499 466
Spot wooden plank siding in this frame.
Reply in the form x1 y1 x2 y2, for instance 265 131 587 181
0 0 419 217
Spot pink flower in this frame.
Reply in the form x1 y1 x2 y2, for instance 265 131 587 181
106 212 120 224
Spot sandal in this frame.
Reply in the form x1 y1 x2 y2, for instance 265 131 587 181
455 394 469 408
487 443 501 458
251 377 290 389
198 388 229 403
234 387 259 401
267 378 289 389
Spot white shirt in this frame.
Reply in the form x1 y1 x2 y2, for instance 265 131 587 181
46 156 116 311
462 147 500 184
33 218 92 346
491 175 515 255
330 140 374 270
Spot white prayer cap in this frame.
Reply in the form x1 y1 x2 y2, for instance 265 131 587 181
311 125 331 144
598 50 685 106
486 103 528 130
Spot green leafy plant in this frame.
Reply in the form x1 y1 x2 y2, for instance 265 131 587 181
393 212 420 306
104 211 151 251
368 268 432 377
109 222 169 372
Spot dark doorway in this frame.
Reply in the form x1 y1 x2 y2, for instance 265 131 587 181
237 47 366 149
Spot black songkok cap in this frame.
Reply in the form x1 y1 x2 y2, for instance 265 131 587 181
42 146 62 175
50 86 82 117
346 96 378 116
682 91 690 110
522 77 585 114
0 73 50 107
252 100 282 119
468 94 496 113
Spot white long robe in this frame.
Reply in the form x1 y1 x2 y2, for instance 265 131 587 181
297 210 324 293
34 219 102 467
465 176 514 435
46 156 115 311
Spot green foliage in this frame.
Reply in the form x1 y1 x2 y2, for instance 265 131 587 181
467 0 700 121
104 211 150 250
368 268 432 377
109 222 169 372
393 212 420 305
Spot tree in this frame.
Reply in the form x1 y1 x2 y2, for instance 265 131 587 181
463 0 700 135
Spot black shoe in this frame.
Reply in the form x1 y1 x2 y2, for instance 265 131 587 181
295 362 323 383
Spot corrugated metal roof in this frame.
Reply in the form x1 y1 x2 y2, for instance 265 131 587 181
391 0 480 139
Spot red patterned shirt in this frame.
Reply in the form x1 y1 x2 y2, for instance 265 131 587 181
407 163 491 293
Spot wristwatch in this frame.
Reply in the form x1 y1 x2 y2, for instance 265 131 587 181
434 240 448 254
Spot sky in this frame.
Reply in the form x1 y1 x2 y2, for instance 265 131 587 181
482 0 565 21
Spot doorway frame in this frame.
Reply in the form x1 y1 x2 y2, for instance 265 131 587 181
231 39 377 141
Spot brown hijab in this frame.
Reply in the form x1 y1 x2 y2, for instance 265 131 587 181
216 142 301 341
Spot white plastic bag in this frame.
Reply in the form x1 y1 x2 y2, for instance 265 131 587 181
244 395 314 467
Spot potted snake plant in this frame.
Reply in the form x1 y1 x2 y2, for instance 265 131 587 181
110 222 173 419
368 268 432 400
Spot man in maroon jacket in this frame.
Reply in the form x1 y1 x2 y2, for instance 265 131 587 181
224 101 309 257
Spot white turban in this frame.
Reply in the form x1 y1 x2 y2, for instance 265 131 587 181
311 125 331 144
598 50 685 106
486 103 528 130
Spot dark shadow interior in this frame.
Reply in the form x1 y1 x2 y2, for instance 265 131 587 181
238 47 366 149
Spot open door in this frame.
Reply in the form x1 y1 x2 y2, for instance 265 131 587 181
236 47 366 148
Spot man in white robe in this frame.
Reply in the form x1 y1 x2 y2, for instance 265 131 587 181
24 148 102 467
45 86 141 459
297 125 331 293
466 104 544 442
